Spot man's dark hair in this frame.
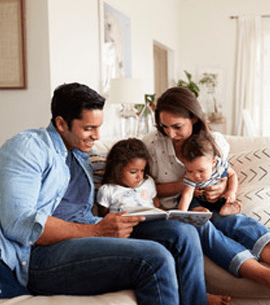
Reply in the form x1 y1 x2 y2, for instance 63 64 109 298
51 82 105 129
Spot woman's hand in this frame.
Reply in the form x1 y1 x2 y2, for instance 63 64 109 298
203 177 228 203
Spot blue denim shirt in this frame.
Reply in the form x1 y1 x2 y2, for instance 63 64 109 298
0 123 101 287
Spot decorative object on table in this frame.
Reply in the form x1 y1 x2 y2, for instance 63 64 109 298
135 94 156 136
109 78 143 138
199 72 222 120
177 70 200 97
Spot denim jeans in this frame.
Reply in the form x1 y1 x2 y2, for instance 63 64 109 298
211 212 270 259
131 220 208 305
190 197 270 276
27 237 179 305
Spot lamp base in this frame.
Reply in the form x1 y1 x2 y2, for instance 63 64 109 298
120 104 138 138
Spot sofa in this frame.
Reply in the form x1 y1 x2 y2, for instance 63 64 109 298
1 135 270 305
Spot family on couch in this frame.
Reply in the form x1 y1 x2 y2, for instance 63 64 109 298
1 83 270 305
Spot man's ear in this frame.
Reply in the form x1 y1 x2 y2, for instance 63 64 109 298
55 116 67 133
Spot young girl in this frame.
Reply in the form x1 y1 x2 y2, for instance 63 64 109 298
178 133 242 216
97 138 160 217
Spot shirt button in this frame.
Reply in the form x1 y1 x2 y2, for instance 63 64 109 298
29 241 33 245
22 261 27 266
56 197 60 202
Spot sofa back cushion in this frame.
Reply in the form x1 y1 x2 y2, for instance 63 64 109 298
226 136 270 228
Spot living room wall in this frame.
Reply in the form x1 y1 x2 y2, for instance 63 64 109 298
178 0 270 134
1 0 270 145
0 0 181 145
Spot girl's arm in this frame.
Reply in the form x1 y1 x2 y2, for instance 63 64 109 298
177 185 195 211
97 204 110 217
153 196 162 208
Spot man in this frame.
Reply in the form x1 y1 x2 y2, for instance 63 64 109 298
0 83 215 305
0 83 179 304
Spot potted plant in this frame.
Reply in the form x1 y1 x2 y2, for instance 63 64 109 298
177 70 200 97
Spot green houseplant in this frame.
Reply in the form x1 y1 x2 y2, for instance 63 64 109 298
177 70 200 97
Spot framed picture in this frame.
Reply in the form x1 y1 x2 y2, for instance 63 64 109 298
0 0 27 89
98 1 131 97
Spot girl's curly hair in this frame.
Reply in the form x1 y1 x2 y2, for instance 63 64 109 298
101 138 151 185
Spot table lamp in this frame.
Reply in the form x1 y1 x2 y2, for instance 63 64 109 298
109 78 143 138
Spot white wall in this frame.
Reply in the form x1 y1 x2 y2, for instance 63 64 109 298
0 0 181 145
0 0 51 145
178 0 270 134
1 0 270 144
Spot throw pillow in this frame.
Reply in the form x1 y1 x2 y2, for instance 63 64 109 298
89 152 107 216
228 147 270 228
89 152 107 190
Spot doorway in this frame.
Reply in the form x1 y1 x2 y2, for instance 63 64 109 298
154 43 168 99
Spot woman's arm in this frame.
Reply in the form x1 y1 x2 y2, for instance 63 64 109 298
203 177 227 203
203 132 230 202
223 166 238 203
156 177 184 198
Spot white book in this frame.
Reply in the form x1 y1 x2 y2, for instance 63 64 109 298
123 206 212 226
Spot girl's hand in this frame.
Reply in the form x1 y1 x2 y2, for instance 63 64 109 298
203 177 227 203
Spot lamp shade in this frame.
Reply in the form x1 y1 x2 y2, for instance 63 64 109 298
109 78 144 104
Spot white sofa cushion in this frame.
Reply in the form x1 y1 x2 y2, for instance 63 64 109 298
225 136 270 229
0 290 137 305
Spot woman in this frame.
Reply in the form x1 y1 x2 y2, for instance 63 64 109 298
142 86 270 294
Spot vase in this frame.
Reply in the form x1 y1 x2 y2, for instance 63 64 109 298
137 103 155 137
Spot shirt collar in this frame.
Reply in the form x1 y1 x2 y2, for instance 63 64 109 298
46 122 90 161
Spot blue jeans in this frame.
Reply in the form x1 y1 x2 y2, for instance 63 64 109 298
189 196 270 275
211 212 270 260
27 237 179 305
131 220 208 305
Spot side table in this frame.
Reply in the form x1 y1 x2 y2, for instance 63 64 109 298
206 116 226 134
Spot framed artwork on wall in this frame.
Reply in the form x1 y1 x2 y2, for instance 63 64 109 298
98 0 131 97
0 0 27 89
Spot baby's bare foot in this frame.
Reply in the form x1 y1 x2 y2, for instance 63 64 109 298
191 206 210 213
219 200 242 216
207 293 231 305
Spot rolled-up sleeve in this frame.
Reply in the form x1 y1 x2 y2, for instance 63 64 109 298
0 134 51 246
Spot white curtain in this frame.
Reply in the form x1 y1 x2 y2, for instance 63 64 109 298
233 16 262 135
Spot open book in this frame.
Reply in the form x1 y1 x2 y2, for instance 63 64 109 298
123 206 212 226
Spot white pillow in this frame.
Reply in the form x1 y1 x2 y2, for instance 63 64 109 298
228 147 270 228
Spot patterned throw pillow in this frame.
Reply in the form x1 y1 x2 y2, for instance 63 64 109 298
228 147 270 228
89 152 107 190
89 152 107 216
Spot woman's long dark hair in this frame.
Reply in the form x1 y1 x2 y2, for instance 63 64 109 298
155 86 209 136
102 138 151 185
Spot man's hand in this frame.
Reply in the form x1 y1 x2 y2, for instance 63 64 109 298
203 177 227 203
36 213 145 246
95 212 145 238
